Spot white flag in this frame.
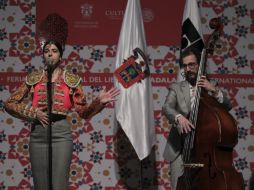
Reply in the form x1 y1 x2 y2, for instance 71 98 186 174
177 0 204 81
114 0 155 160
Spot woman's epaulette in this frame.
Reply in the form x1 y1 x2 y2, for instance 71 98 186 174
63 70 81 88
25 69 44 86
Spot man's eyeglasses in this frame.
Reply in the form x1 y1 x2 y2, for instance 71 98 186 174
182 62 197 69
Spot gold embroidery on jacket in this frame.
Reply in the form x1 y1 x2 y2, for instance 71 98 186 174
26 69 44 86
64 70 81 88
54 98 64 106
54 88 65 96
4 83 38 121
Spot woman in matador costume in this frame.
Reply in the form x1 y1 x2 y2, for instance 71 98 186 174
4 14 120 190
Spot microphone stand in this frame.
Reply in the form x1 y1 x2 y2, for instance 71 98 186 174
47 64 53 190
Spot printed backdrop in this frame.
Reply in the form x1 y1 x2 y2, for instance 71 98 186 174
0 0 253 189
36 0 185 45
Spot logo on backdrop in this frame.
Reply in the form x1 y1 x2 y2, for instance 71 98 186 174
81 3 93 18
142 8 154 23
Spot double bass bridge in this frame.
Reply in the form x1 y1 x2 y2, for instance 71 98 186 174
183 163 204 168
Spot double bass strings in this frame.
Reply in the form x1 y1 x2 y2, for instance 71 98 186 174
181 50 206 189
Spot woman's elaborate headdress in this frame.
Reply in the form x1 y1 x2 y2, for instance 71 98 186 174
38 13 68 51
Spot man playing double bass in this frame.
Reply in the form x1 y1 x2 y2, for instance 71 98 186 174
162 47 232 190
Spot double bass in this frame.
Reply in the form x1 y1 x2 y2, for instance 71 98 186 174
176 18 245 190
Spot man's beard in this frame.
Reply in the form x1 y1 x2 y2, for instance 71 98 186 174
185 71 197 86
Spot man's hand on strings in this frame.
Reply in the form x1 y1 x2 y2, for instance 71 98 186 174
177 115 195 134
197 75 217 92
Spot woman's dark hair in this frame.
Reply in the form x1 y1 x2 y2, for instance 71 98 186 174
180 47 201 65
42 40 63 57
